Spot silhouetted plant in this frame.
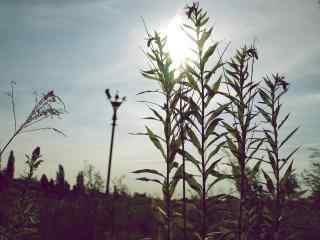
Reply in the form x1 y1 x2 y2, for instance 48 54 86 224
84 164 104 193
302 159 320 200
74 171 86 194
40 174 49 190
133 28 184 240
227 157 266 240
0 89 66 169
258 74 299 240
223 45 262 239
173 3 231 240
5 151 15 179
56 164 70 195
0 147 44 239
24 146 43 180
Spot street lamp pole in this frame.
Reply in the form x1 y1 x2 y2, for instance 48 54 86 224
105 89 125 195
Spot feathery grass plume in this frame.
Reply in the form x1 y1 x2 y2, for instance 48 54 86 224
178 2 230 239
0 90 66 169
222 45 262 239
258 74 299 240
134 28 183 240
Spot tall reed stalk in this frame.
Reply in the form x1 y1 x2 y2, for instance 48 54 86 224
179 3 229 239
223 46 262 239
258 74 299 240
133 30 183 240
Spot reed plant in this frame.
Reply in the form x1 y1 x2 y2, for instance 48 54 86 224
222 46 262 239
133 30 183 240
258 74 299 240
176 3 230 239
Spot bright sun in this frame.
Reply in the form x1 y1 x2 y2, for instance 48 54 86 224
165 16 190 68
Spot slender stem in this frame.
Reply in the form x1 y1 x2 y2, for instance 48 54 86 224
179 84 187 240
271 86 280 240
0 125 24 169
166 94 171 240
196 23 207 240
11 82 17 132
238 52 248 240
106 110 117 195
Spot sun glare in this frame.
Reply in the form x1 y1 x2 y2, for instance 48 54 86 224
166 16 191 68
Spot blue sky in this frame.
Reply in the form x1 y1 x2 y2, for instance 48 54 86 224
0 0 319 194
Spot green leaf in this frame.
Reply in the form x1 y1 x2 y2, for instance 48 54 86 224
149 107 164 123
177 149 201 172
141 71 160 81
202 42 218 66
264 130 276 149
284 146 300 163
262 170 275 194
205 158 222 178
223 122 237 139
132 169 165 178
250 160 262 179
182 23 196 32
207 142 225 163
206 175 231 193
278 113 290 129
281 160 294 185
199 27 213 49
226 136 239 159
136 177 162 185
186 174 202 195
259 89 272 107
205 62 224 82
205 118 222 139
186 127 202 154
257 106 272 123
279 127 299 148
186 72 200 92
145 126 166 159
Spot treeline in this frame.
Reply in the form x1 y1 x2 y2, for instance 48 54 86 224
0 148 157 240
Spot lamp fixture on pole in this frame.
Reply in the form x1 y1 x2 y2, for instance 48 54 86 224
105 89 126 195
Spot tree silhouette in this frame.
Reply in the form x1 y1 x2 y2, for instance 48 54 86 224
55 164 69 195
5 150 15 179
74 171 85 194
40 174 49 188
302 160 320 199
56 164 65 186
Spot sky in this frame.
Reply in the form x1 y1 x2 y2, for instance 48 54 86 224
0 0 319 195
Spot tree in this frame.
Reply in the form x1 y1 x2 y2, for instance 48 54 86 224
83 164 104 193
74 171 85 194
40 174 49 191
56 164 65 186
5 150 15 179
302 160 320 199
55 164 69 195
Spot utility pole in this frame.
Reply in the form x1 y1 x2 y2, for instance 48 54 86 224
105 89 125 195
